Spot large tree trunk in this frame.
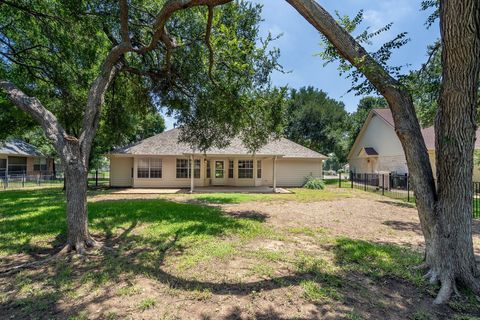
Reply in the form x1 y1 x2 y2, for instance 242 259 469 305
286 0 480 303
427 0 480 303
64 162 93 253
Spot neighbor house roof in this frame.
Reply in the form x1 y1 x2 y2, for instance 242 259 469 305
0 139 44 157
348 108 480 159
111 129 327 159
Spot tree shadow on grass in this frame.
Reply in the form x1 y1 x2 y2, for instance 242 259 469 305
0 189 471 319
2 235 453 320
383 220 423 235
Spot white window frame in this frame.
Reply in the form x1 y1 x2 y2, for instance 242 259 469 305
176 159 201 179
137 158 162 179
238 160 253 179
257 160 262 179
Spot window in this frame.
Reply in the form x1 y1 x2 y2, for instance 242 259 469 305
206 161 211 178
176 159 201 179
176 159 189 178
0 159 5 177
33 158 48 171
137 158 162 178
8 157 27 174
215 161 224 178
149 159 162 178
228 160 234 179
238 160 253 179
257 160 262 179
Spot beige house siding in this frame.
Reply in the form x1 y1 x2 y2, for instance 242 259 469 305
349 114 408 174
110 157 133 187
110 155 323 188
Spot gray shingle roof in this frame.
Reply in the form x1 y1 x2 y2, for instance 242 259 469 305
0 139 44 157
111 129 327 159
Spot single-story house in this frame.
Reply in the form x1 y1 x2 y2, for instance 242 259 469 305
108 128 327 190
348 108 480 181
0 139 54 177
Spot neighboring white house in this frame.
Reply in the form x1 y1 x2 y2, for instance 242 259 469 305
348 108 480 181
108 128 327 190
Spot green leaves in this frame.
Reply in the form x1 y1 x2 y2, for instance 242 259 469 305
285 87 348 165
317 9 410 96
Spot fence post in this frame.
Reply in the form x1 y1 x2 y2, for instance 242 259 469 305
382 174 385 196
22 173 25 188
351 172 353 189
364 173 367 191
406 173 410 202
96 169 99 187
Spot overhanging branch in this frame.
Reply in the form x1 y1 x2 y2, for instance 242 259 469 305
0 81 67 151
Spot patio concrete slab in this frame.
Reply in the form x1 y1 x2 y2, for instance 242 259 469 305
110 186 290 194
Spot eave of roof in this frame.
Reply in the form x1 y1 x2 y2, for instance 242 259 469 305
109 129 327 159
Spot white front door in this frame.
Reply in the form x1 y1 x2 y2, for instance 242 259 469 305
213 160 225 185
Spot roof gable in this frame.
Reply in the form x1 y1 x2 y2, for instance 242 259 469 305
348 109 480 157
347 108 392 159
112 129 327 159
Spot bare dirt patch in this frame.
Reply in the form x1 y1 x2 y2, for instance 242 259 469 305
2 190 479 319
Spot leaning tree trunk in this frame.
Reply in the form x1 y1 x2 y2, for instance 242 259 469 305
427 0 480 304
285 0 480 303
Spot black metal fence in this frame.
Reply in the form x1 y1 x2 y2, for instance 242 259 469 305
341 172 480 219
0 170 109 190
340 172 413 202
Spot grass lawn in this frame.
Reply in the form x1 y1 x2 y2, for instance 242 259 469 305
0 187 478 319
188 187 353 204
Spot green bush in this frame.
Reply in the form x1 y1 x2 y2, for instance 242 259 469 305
303 176 325 190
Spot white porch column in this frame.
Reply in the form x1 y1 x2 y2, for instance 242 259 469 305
273 156 277 193
190 154 194 193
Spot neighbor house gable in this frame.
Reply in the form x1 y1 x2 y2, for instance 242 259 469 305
347 109 403 160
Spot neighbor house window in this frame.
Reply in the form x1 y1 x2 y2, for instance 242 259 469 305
176 159 201 179
257 160 262 179
238 160 253 179
8 157 27 174
228 160 234 179
137 158 162 178
33 158 47 171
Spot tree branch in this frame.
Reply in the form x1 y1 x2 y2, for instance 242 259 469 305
119 0 130 44
205 5 216 83
285 0 438 230
136 0 232 54
0 81 67 151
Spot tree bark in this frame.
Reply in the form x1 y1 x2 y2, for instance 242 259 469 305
429 0 480 304
0 0 236 255
64 161 91 253
286 0 480 303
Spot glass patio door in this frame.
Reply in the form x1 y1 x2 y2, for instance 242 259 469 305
212 160 225 185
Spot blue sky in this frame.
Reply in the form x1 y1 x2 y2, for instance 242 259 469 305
162 0 439 129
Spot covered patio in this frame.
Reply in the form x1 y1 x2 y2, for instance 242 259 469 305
110 186 291 195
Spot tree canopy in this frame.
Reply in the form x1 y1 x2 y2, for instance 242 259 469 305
284 86 348 165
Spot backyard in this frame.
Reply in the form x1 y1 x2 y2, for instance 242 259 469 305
1 185 480 319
